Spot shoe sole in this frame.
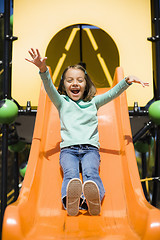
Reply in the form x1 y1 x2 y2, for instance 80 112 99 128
83 180 101 216
66 178 82 216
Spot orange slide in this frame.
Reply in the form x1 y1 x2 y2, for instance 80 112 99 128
2 67 160 239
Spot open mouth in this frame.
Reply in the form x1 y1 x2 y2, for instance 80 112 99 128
71 89 80 94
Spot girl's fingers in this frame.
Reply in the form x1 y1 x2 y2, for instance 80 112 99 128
126 76 149 87
31 48 36 56
28 50 34 58
26 48 47 68
36 49 41 58
25 58 33 63
128 78 149 87
28 48 38 59
137 81 149 87
42 57 47 62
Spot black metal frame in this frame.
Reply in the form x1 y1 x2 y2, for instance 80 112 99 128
147 0 160 206
79 24 86 69
0 0 18 231
0 0 11 231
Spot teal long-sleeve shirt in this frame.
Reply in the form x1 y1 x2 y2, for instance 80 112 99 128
40 69 131 149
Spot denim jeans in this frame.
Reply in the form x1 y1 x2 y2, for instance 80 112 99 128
59 144 105 207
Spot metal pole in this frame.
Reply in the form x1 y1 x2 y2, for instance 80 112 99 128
152 125 160 206
3 0 11 99
141 153 149 201
79 24 86 69
1 124 9 229
13 152 19 201
148 0 160 100
0 0 11 231
79 24 83 63
133 121 153 144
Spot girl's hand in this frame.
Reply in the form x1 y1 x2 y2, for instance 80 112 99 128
25 48 47 72
125 75 149 87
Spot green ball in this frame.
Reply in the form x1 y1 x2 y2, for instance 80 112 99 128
148 100 160 125
8 141 26 153
0 99 18 124
19 162 27 178
134 140 149 153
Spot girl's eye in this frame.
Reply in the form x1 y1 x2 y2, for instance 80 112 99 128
67 79 72 83
66 78 84 83
78 78 84 82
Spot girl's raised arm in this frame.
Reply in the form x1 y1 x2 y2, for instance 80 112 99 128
25 48 47 73
26 48 63 109
95 76 149 109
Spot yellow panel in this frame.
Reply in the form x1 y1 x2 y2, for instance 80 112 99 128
12 0 152 107
46 27 119 88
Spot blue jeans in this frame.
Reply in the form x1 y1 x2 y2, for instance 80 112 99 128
59 144 105 207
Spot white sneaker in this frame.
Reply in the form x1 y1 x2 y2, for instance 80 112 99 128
83 180 101 216
66 178 82 216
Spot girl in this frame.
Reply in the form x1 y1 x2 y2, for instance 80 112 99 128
26 48 149 216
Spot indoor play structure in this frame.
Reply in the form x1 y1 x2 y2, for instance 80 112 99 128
1 0 160 239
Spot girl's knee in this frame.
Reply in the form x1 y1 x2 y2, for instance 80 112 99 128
63 168 79 179
82 167 99 178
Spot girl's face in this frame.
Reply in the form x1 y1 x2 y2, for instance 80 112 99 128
64 68 86 101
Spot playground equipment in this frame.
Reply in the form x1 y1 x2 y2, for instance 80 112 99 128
0 99 18 124
129 0 160 208
2 67 160 239
148 100 160 125
0 0 19 231
0 0 160 238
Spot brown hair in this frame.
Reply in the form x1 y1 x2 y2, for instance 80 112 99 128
57 64 96 101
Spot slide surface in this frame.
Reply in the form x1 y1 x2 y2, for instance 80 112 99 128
2 67 160 240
